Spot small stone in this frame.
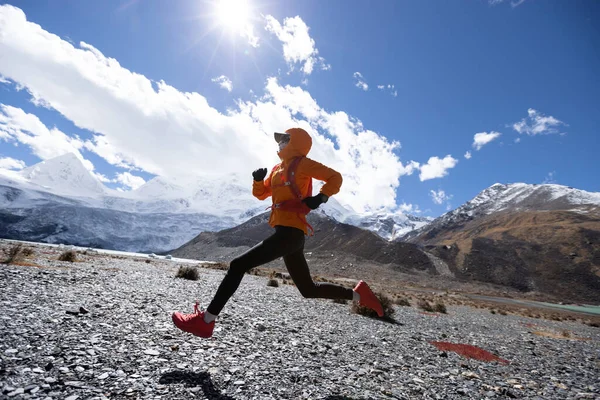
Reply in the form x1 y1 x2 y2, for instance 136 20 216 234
413 378 425 384
457 388 469 395
256 324 267 332
30 387 40 394
575 394 596 399
462 372 480 380
485 391 496 397
5 349 18 355
234 380 245 385
45 362 54 371
144 349 160 356
66 310 80 316
59 367 70 373
45 377 57 383
98 372 109 380
32 367 45 373
86 349 96 356
24 384 38 392
75 366 85 373
64 381 84 387
21 367 31 373
79 307 89 314
7 388 25 397
65 396 79 400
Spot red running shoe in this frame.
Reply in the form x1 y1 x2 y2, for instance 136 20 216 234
172 302 215 338
354 280 384 317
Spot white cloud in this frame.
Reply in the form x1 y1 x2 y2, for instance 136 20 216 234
419 155 458 181
116 171 145 190
0 156 25 170
512 108 565 136
514 137 521 143
464 151 472 159
92 171 112 183
472 131 501 151
397 202 421 214
0 75 10 84
400 160 420 176
430 189 453 205
489 0 526 7
0 105 89 167
241 25 260 48
0 5 417 213
264 15 327 75
353 72 368 91
377 83 397 97
211 75 233 92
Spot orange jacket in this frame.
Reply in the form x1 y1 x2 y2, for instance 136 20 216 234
252 128 343 234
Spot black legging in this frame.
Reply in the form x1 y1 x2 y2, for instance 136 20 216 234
207 225 353 315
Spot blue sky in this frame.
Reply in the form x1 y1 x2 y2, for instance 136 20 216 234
0 0 598 216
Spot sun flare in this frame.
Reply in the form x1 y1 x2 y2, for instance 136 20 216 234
215 0 251 32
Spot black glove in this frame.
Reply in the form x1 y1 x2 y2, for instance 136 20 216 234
252 168 267 181
302 193 328 210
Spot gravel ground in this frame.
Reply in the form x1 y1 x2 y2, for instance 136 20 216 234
1 246 599 400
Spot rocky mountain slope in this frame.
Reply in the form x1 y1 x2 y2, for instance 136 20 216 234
405 183 600 303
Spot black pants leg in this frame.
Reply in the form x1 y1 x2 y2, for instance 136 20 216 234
206 226 304 315
284 248 354 300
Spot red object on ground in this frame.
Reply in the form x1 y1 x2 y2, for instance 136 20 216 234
430 341 509 364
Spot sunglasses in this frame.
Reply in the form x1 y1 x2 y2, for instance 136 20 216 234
274 132 290 143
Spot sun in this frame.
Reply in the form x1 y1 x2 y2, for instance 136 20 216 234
214 0 251 32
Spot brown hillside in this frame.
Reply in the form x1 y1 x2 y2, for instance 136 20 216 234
414 209 600 303
172 212 435 275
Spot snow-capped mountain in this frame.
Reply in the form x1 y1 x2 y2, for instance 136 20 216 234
403 182 600 241
19 153 106 198
439 182 600 225
0 152 429 251
5 152 265 218
0 154 267 252
341 210 432 241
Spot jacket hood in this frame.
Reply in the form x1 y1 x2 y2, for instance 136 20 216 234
277 128 312 161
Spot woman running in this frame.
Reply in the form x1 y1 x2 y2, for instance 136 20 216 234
172 127 384 338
